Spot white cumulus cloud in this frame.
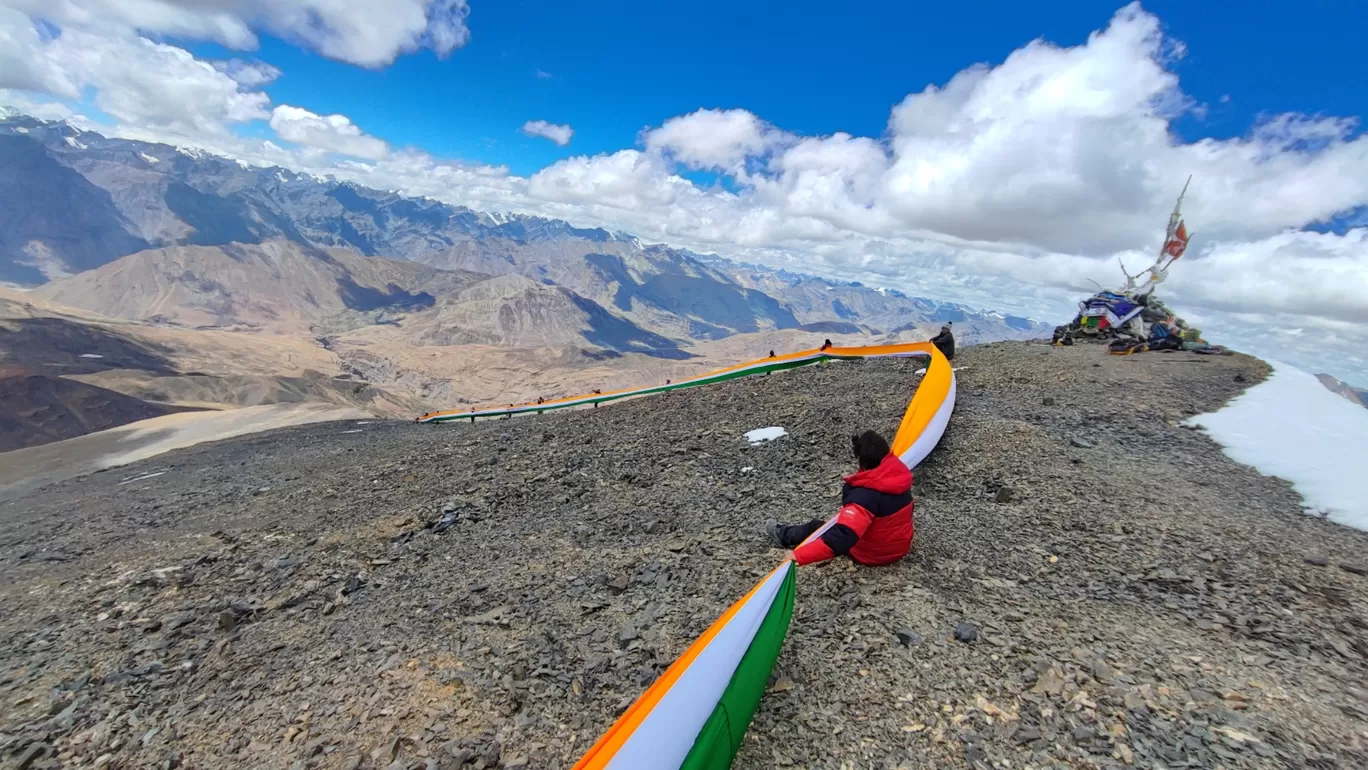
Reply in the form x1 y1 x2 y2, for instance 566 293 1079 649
643 108 789 174
213 59 282 88
3 0 471 67
0 12 269 139
0 7 81 98
528 150 693 209
270 105 389 160
515 4 1368 352
520 119 573 147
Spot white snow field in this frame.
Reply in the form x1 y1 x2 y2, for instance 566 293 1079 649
1186 361 1368 531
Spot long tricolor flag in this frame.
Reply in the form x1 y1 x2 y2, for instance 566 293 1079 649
423 341 957 769
573 560 797 770
416 342 955 426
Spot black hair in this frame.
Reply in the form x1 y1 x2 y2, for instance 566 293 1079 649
850 430 891 470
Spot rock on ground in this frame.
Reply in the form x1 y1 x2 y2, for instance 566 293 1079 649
1 342 1366 769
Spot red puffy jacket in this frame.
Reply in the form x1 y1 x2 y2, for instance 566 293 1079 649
793 453 914 567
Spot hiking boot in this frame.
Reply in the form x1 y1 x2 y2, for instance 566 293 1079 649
763 519 785 548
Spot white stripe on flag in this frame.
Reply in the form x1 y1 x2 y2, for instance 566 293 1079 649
604 562 792 770
898 374 956 470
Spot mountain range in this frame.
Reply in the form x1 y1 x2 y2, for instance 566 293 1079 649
1316 373 1368 409
0 114 1048 449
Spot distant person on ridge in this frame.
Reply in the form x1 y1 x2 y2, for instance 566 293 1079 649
764 430 914 566
930 323 955 361
821 339 833 351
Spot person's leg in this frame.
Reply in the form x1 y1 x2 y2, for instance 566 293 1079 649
781 519 826 547
765 518 825 548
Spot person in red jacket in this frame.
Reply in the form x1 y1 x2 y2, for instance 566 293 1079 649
764 430 914 566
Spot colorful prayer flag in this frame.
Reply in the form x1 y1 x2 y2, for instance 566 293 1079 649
1163 220 1189 259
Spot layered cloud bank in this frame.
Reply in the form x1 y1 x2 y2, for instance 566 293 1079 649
2 1 1365 379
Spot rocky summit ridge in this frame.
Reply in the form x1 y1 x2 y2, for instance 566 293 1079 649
2 342 1365 769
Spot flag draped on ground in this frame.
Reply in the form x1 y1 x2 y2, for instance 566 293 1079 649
416 342 955 425
572 561 797 770
417 342 956 768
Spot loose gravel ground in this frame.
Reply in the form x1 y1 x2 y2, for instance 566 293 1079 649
2 341 1366 769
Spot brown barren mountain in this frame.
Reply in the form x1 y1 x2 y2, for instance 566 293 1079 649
0 370 191 452
0 285 420 450
32 241 485 334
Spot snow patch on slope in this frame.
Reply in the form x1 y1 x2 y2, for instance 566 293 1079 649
1186 361 1368 531
745 427 788 445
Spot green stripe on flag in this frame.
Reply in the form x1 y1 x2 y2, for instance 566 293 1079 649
422 355 838 422
679 563 797 770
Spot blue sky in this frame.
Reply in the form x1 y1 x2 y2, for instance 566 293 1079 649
187 0 1366 176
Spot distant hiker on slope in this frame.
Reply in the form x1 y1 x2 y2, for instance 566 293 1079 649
930 323 955 361
764 430 914 566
